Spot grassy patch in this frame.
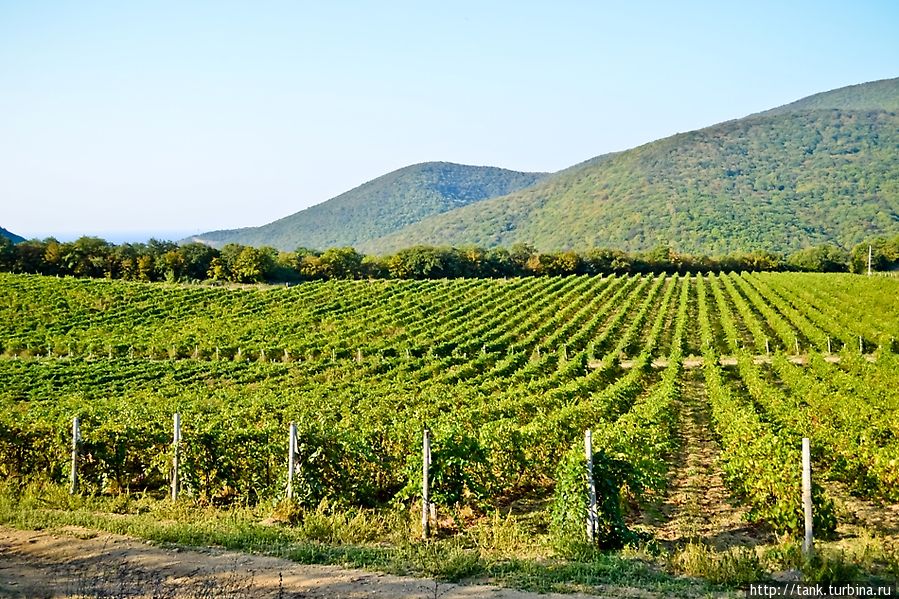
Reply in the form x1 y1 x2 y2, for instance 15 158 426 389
0 482 717 596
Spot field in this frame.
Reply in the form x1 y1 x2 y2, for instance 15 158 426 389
1 271 898 593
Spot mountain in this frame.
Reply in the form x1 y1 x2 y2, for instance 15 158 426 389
361 78 899 255
189 162 547 251
758 77 899 115
0 227 25 244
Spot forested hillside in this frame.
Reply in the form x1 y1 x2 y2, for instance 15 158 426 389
364 80 899 254
190 162 546 251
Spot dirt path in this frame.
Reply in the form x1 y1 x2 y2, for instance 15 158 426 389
643 369 765 549
824 481 899 543
0 526 662 599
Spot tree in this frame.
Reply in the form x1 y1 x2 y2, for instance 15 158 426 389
180 243 220 280
0 236 14 271
787 245 849 272
231 246 271 283
319 247 364 279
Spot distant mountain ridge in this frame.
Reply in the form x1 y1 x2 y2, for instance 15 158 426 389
192 77 899 256
189 163 547 251
360 77 899 255
757 77 899 116
0 227 25 244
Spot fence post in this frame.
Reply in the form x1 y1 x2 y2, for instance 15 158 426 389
795 339 800 354
859 336 864 354
765 338 770 355
287 422 297 500
802 437 814 558
422 429 431 540
585 429 597 543
171 413 181 500
69 417 80 494
827 336 832 354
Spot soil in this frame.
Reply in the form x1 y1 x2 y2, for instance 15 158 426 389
0 526 654 599
639 369 767 549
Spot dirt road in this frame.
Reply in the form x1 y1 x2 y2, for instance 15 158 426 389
0 526 657 599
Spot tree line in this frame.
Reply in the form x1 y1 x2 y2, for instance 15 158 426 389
0 235 897 284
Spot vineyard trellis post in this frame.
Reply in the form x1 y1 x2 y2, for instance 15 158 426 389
802 437 814 558
827 336 832 354
422 429 431 540
287 422 297 500
69 416 80 494
171 413 181 501
765 338 770 355
859 336 864 354
585 429 598 543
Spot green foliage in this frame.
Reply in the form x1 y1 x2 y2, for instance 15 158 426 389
550 445 633 553
669 542 764 585
1 271 897 543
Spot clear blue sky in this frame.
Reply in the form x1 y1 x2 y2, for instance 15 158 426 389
2 0 897 240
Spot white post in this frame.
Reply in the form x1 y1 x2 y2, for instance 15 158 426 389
827 336 832 354
802 437 814 558
287 422 297 500
585 429 597 543
69 417 80 494
867 244 873 276
422 429 431 540
765 338 770 355
859 336 864 354
171 413 181 501
795 339 800 355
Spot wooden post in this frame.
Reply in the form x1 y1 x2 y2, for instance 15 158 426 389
827 336 832 354
802 437 814 558
867 244 873 276
765 338 770 355
422 429 431 540
171 413 181 501
795 339 800 355
585 429 597 543
859 336 864 354
69 417 80 494
287 422 297 500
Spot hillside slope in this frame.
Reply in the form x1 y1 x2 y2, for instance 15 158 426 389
0 227 25 244
759 77 899 115
364 78 899 255
189 162 546 251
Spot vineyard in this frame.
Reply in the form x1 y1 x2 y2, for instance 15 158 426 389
1 271 898 584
